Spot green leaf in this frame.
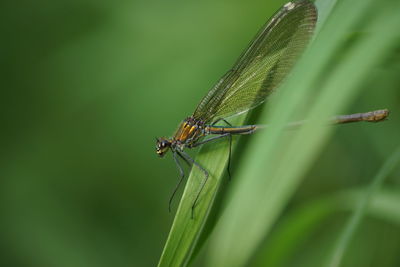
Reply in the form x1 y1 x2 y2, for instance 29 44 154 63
251 187 400 267
158 0 400 266
326 146 400 267
157 114 246 267
207 0 400 266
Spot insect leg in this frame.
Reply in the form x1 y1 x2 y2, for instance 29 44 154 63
212 118 232 126
190 133 231 148
191 133 233 179
178 150 209 219
212 119 233 179
227 133 232 180
169 151 186 212
177 151 192 167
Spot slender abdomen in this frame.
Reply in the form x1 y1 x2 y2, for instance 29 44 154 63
206 125 257 135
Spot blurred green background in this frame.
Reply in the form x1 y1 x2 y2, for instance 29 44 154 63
1 0 399 266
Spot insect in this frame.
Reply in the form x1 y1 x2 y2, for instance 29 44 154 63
156 0 389 215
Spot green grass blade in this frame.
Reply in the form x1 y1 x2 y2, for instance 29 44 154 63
157 114 246 267
207 0 400 266
315 0 337 33
327 146 400 267
252 186 400 267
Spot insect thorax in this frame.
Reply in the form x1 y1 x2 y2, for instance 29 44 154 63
173 116 206 147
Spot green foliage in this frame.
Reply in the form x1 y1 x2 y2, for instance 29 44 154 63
160 0 400 266
2 0 400 266
327 147 400 267
157 114 246 267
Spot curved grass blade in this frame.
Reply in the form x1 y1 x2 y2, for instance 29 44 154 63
252 186 400 267
327 146 400 267
157 115 246 267
158 1 317 266
207 0 400 266
315 0 337 33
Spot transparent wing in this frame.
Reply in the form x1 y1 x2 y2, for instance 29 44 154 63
192 0 317 123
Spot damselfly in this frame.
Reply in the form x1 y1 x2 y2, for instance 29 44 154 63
156 0 389 215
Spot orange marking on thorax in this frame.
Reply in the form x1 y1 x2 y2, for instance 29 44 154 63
174 122 191 141
174 121 202 143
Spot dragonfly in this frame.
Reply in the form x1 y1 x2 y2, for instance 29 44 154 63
156 0 389 215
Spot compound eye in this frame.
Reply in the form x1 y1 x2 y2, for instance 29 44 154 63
155 138 171 157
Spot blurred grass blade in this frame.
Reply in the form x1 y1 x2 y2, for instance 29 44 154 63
208 0 400 266
327 146 400 267
252 187 400 267
315 0 337 33
157 115 245 267
158 1 316 265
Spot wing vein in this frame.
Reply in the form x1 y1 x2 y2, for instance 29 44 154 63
192 0 317 123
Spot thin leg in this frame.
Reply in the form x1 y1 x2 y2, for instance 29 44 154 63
221 119 232 126
222 119 232 181
213 119 233 180
212 117 231 126
212 118 232 126
227 134 232 180
178 150 209 219
192 130 233 180
190 133 231 148
169 152 186 212
178 151 192 167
